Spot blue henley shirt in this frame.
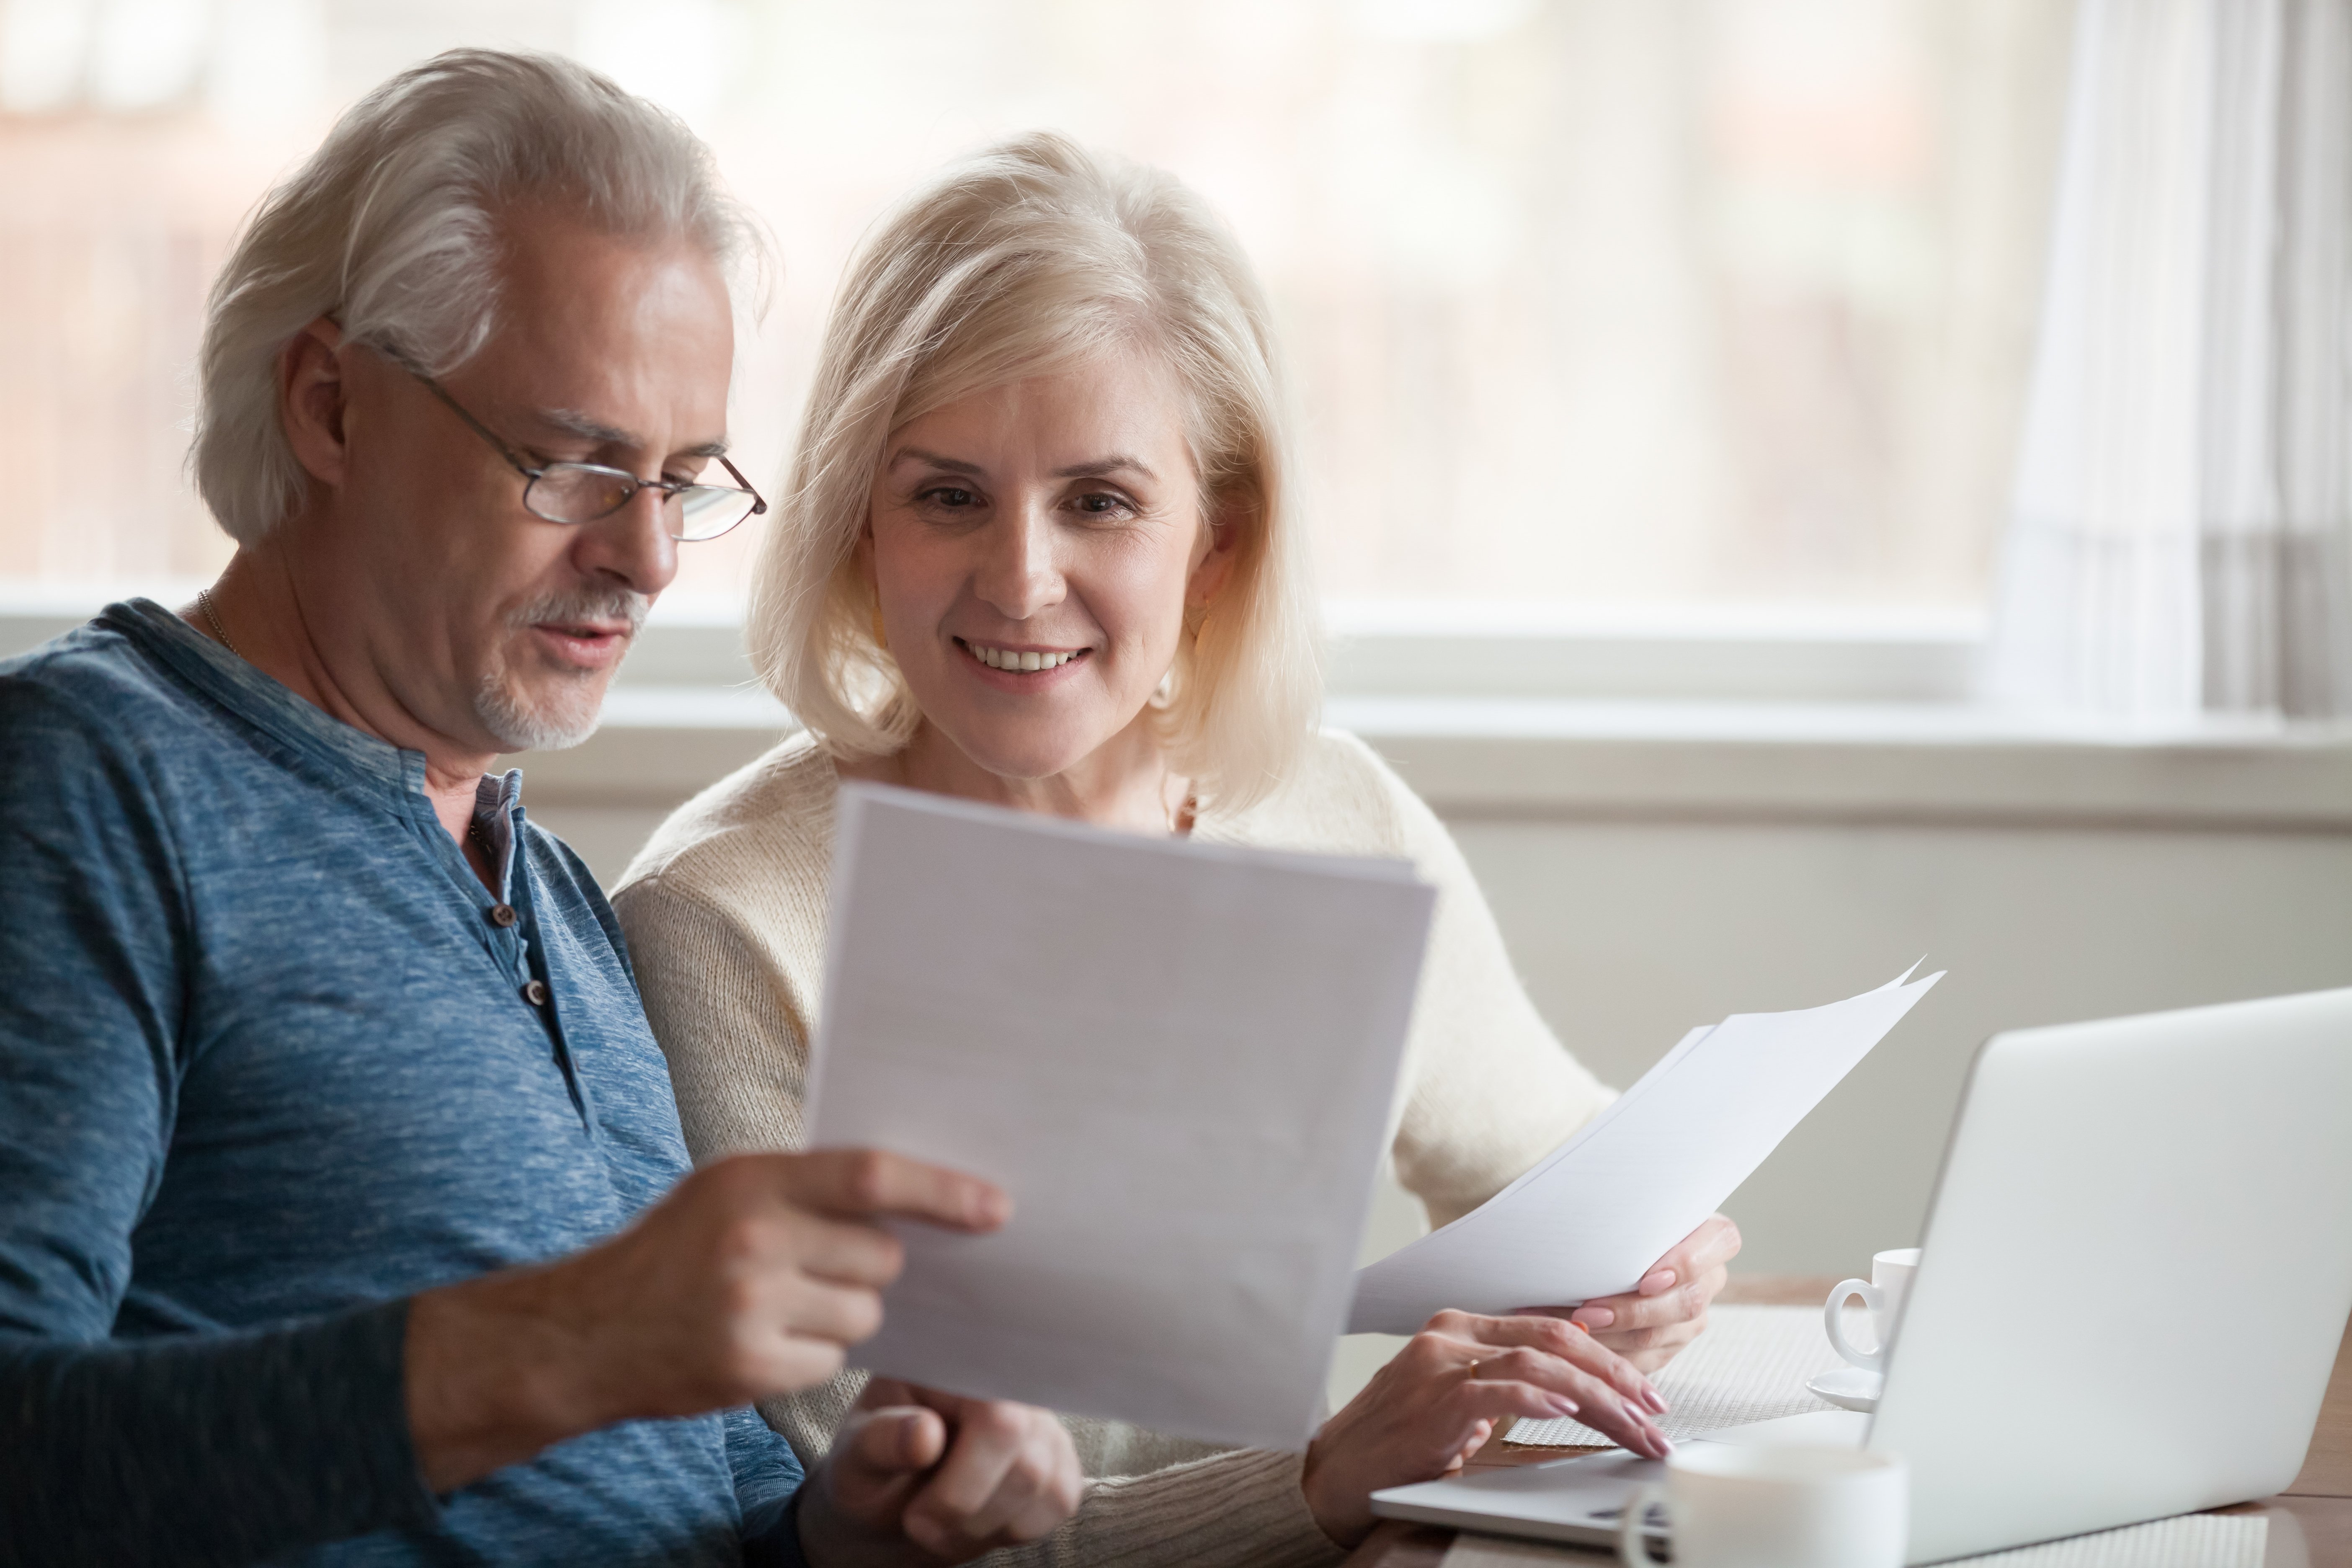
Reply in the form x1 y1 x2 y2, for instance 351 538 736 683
0 600 806 1565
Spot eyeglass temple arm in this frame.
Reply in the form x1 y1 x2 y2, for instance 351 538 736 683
359 338 541 480
716 455 769 516
409 369 546 481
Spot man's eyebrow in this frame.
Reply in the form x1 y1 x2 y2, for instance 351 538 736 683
533 407 729 461
533 408 635 447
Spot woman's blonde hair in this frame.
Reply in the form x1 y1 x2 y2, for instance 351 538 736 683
746 132 1320 811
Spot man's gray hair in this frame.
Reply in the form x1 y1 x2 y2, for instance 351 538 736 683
191 49 763 546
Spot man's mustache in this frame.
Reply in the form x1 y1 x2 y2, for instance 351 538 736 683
508 588 650 638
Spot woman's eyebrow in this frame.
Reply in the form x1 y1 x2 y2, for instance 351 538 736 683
1055 456 1157 481
887 448 1157 482
890 446 985 476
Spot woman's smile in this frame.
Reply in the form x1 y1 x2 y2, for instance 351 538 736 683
956 638 1093 676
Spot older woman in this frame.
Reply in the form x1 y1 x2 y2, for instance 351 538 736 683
614 133 1735 1563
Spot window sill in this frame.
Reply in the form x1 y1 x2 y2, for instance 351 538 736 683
1329 696 2352 830
521 687 2352 832
11 593 2346 831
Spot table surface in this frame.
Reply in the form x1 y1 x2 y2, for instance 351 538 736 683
1342 1275 2352 1568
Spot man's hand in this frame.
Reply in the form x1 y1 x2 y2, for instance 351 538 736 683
1300 1310 1671 1546
797 1378 1083 1566
1550 1214 1741 1372
403 1149 1008 1493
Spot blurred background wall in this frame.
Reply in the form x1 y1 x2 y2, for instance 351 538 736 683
1 0 2073 606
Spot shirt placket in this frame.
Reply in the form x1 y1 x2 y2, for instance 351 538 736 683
465 793 593 1131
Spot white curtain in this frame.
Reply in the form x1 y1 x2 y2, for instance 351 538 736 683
1984 0 2352 721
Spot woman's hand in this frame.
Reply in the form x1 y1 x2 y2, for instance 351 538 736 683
1550 1214 1741 1372
1299 1310 1672 1546
797 1378 1083 1566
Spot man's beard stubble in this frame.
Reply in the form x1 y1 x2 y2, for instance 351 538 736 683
471 585 649 752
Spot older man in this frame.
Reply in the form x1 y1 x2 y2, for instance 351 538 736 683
0 50 1078 1567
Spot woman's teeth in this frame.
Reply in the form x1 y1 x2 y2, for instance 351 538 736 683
968 643 1081 673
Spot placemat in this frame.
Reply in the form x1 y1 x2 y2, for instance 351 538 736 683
1505 1303 1852 1447
1439 1511 2268 1566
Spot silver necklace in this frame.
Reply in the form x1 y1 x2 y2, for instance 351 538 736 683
196 585 240 659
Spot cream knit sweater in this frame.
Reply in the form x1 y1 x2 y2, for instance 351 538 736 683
612 728 1612 1568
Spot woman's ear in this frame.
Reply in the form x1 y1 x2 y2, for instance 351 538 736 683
1186 494 1247 609
279 317 351 487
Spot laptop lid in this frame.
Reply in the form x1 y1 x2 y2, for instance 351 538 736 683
1870 987 2352 1563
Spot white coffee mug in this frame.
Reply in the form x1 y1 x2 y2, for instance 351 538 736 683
1824 1247 1919 1372
1618 1444 1908 1568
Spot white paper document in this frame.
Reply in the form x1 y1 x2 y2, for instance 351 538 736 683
807 784 1437 1451
1349 966 1942 1334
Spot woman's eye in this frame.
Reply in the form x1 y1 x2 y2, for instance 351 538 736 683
920 486 978 509
1073 491 1132 518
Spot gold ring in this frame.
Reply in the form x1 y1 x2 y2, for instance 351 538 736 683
1465 1359 1481 1381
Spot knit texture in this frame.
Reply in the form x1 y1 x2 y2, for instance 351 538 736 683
613 728 1612 1567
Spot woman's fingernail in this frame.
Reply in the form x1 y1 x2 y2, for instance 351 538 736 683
1644 1387 1669 1413
1640 1269 1676 1295
1547 1393 1581 1417
1571 1307 1614 1328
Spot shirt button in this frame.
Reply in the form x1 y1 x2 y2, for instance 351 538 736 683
487 904 518 928
521 979 550 1007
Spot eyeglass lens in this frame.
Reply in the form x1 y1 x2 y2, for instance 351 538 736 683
524 464 760 541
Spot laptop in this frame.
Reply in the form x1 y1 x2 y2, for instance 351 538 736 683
1371 986 2352 1563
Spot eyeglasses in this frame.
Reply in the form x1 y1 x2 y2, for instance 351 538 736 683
380 347 767 542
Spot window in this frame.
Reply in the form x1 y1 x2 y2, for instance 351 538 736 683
0 0 2071 614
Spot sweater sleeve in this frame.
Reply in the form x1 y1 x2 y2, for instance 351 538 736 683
0 678 441 1563
615 870 812 1166
1344 737 1616 1230
973 1449 1343 1568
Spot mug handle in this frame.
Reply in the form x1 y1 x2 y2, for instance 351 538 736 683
1824 1279 1886 1371
1617 1482 1670 1566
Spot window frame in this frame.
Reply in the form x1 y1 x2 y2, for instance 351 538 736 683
8 587 2346 835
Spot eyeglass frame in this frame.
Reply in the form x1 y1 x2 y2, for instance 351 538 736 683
371 342 768 542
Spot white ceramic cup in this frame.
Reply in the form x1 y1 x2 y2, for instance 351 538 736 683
1823 1247 1920 1373
1617 1444 1908 1568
